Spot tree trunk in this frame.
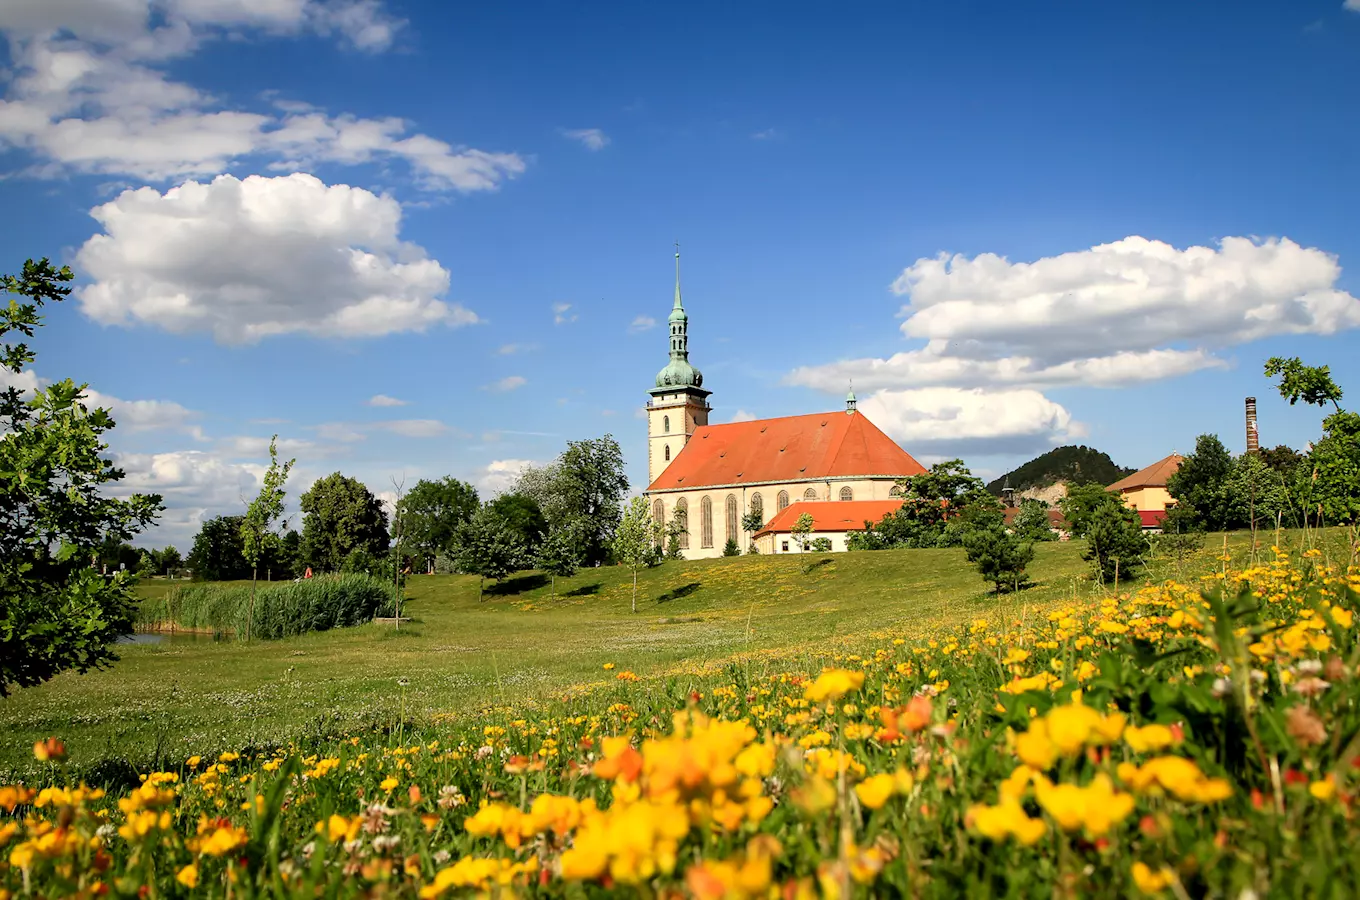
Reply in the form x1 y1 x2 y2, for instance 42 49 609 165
551 572 556 600
632 568 637 614
247 567 257 642
478 575 484 602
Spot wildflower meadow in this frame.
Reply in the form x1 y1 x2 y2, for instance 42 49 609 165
4 545 1360 898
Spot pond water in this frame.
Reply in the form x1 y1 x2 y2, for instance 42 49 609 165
118 631 234 645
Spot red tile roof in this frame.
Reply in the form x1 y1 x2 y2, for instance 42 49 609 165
1108 454 1183 492
755 500 905 537
1002 507 1066 529
1138 509 1168 528
647 411 926 492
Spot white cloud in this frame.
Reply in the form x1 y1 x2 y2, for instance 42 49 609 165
751 128 780 140
1346 0 1360 12
552 302 577 325
891 236 1360 365
496 342 535 355
76 173 479 344
315 422 366 442
788 235 1360 449
367 393 408 406
560 127 609 150
628 315 657 334
113 449 266 549
859 388 1082 447
483 375 526 393
476 458 538 495
374 419 448 438
0 6 527 189
1 366 201 436
729 409 757 423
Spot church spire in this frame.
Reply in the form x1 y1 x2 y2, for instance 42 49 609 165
673 242 683 312
846 381 857 414
653 244 704 393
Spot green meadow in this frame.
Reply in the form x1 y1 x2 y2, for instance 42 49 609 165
0 532 1338 779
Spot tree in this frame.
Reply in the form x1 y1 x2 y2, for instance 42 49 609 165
810 537 833 553
262 529 299 580
95 537 141 574
454 505 526 601
397 477 479 573
239 436 295 641
487 493 548 555
1082 502 1149 584
790 512 815 553
1 258 163 697
963 526 1034 593
154 546 183 575
1058 482 1122 539
536 522 584 599
187 516 250 581
1166 434 1245 532
860 460 985 549
613 497 660 613
1234 451 1287 535
300 473 389 572
1258 445 1304 478
1266 357 1360 524
722 537 740 557
939 491 1004 547
665 508 686 560
1011 500 1057 543
515 436 629 566
740 508 764 536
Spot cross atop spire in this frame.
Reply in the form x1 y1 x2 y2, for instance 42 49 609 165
673 240 683 310
846 380 857 414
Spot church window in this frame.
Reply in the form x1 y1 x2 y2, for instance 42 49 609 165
889 485 904 498
803 488 817 501
674 498 690 550
750 493 763 518
725 495 739 543
664 445 670 461
777 491 789 511
664 415 670 433
652 498 664 523
839 486 853 501
700 496 713 548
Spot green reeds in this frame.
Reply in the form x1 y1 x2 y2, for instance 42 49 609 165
137 574 396 639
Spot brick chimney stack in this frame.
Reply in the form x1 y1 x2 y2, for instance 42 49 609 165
1245 396 1259 453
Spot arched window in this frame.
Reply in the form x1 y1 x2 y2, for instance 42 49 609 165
839 486 853 501
664 415 670 433
777 490 789 511
664 445 670 461
803 488 817 501
652 498 665 526
700 496 714 548
889 485 904 498
674 498 690 550
725 494 739 544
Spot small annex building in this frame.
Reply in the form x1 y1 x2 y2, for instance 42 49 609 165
1107 453 1183 529
642 250 925 559
752 500 906 554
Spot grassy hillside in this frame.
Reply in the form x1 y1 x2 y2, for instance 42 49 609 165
0 531 1336 775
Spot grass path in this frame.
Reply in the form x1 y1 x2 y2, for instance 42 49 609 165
1 531 1337 776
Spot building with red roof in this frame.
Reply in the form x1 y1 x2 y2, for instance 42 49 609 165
751 500 907 554
642 252 923 558
1107 453 1182 530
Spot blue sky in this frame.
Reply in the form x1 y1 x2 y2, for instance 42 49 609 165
2 0 1359 550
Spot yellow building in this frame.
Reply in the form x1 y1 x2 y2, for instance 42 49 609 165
643 251 927 559
1106 453 1182 529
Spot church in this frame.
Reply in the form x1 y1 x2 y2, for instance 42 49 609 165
643 252 928 559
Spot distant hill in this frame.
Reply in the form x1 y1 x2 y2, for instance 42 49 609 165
987 445 1134 496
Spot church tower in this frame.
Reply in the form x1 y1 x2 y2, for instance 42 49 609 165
646 248 711 487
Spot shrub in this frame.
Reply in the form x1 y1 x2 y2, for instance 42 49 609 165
810 537 833 552
137 573 395 639
963 526 1034 593
722 538 740 557
1083 502 1150 583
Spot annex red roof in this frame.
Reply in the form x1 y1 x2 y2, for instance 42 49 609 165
1138 509 1168 528
647 411 926 492
755 500 905 537
1002 507 1066 529
1108 454 1183 492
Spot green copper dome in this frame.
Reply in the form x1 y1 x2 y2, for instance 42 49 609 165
655 357 704 389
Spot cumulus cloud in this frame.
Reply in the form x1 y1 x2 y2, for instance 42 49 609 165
367 393 407 406
552 302 577 325
560 127 609 150
1346 0 1360 12
628 315 657 334
0 4 527 189
1 365 201 436
859 388 1082 450
112 449 265 549
75 173 479 343
750 128 780 140
496 342 536 355
476 458 538 495
788 235 1360 450
483 375 526 393
729 409 757 423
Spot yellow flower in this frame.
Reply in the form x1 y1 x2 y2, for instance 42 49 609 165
1125 724 1175 753
380 776 399 792
804 669 865 703
967 798 1046 845
603 663 616 670
854 774 897 810
1034 774 1133 836
1310 777 1336 801
176 864 199 889
1045 703 1101 754
1014 721 1057 770
1131 862 1172 894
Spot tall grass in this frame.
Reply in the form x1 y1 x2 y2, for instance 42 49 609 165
137 574 396 639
